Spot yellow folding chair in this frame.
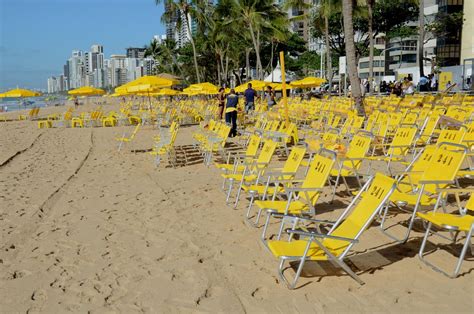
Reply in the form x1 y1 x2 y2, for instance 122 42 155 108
244 145 307 226
267 173 396 289
417 188 474 278
222 140 278 206
380 142 467 243
258 149 336 243
116 124 140 152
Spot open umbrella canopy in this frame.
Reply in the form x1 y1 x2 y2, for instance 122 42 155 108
290 77 326 88
266 82 283 91
186 82 219 94
68 86 106 96
234 80 266 93
0 88 41 98
115 75 175 94
157 88 180 96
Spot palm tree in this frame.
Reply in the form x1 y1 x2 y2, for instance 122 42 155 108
341 0 365 116
231 0 288 80
366 0 375 95
318 0 342 89
417 0 425 78
155 0 202 83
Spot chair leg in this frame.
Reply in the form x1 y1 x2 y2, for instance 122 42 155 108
234 183 243 208
419 223 474 278
226 180 234 203
261 209 277 243
380 185 426 244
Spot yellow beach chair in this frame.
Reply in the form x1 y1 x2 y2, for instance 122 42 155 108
222 140 277 206
258 149 336 242
380 142 467 243
267 173 396 289
116 124 140 152
417 188 474 278
244 145 307 226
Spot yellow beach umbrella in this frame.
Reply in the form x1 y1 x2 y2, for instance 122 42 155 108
182 87 201 95
234 80 266 93
266 82 283 91
68 86 106 96
185 82 219 95
115 75 174 95
290 77 326 88
157 88 180 96
0 88 41 98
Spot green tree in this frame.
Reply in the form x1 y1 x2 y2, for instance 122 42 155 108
155 0 203 83
231 0 288 80
342 0 364 115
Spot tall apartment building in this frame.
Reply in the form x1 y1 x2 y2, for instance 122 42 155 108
68 50 84 89
164 1 213 48
126 47 146 59
47 75 67 93
436 0 464 67
461 0 473 62
110 55 127 87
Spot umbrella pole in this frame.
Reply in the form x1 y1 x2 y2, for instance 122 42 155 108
279 51 289 124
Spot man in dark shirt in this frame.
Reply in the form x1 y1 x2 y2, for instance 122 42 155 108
244 83 256 113
226 89 239 137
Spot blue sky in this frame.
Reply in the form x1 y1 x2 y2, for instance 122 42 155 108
0 0 165 90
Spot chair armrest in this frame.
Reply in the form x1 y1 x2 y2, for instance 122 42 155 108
265 171 297 178
287 230 359 243
285 187 323 193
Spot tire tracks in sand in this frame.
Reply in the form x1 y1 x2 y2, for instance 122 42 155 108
1 129 95 259
0 131 44 168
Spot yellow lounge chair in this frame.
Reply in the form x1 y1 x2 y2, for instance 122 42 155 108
417 188 474 278
214 134 262 175
222 140 278 206
258 149 336 242
116 124 140 152
380 142 467 243
244 145 307 226
267 173 396 289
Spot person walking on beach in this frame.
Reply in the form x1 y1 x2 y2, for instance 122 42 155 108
74 96 79 109
244 83 256 113
217 87 225 120
225 89 238 137
265 86 276 110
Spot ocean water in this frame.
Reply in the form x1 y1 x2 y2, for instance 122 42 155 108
0 96 66 112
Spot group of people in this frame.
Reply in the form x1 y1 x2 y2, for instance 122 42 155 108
378 74 439 96
216 83 276 137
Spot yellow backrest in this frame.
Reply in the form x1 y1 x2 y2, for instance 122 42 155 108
403 112 418 124
420 144 467 183
300 151 336 204
420 114 440 139
208 120 216 131
462 122 474 144
344 133 372 169
281 146 307 176
246 134 261 157
389 126 417 156
324 173 396 253
411 145 437 173
256 140 277 164
437 128 465 144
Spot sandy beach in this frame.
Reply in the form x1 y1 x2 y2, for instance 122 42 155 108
0 104 473 313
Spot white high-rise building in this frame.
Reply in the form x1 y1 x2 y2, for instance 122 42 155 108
68 50 84 89
47 75 67 93
110 55 127 87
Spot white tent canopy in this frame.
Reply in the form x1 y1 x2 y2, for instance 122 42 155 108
264 63 295 83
